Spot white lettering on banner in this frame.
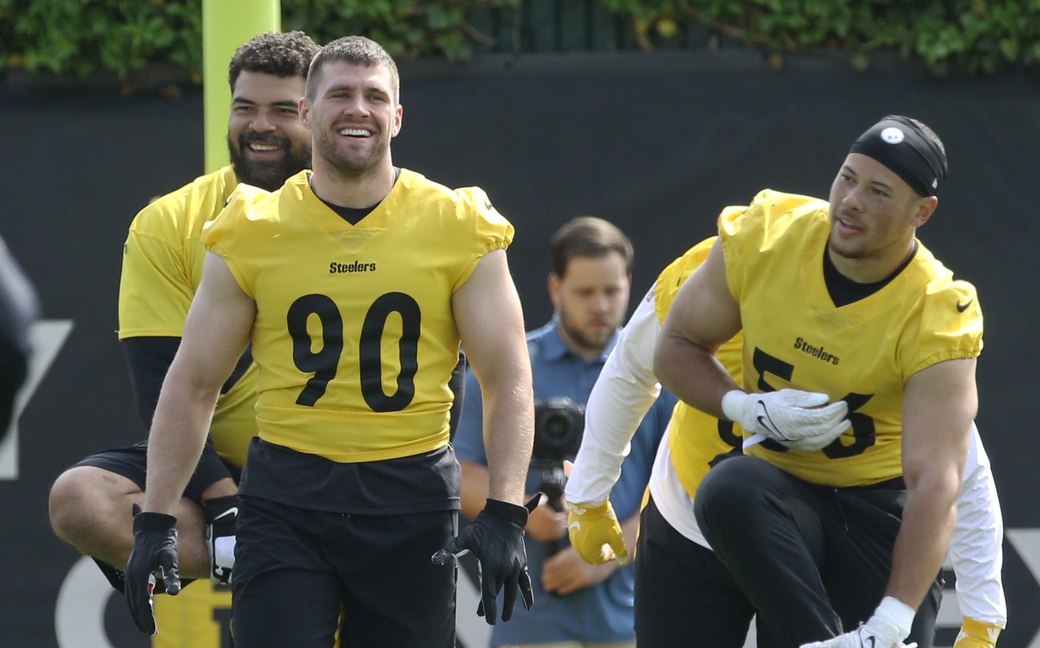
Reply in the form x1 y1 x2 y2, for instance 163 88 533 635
55 555 116 648
1007 529 1040 648
0 320 74 480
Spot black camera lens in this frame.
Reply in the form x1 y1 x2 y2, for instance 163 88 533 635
532 397 585 461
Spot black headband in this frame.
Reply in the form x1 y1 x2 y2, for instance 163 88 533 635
848 115 947 196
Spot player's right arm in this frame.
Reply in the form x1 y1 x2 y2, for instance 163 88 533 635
142 252 255 515
654 240 742 417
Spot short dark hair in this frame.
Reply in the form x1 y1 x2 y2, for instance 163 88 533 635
549 216 634 279
305 36 399 103
228 31 321 91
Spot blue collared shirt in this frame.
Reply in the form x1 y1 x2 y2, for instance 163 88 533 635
453 317 677 645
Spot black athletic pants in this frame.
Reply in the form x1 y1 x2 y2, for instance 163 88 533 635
694 455 941 648
635 496 778 647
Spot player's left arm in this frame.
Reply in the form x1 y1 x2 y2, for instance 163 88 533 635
888 357 977 610
453 248 533 506
436 248 536 624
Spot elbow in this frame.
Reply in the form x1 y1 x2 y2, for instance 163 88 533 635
651 337 674 391
904 459 963 509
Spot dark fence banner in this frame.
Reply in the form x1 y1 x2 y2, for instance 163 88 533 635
2 50 1038 647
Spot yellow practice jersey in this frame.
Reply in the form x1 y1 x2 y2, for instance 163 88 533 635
202 169 513 463
118 165 258 468
721 189 983 486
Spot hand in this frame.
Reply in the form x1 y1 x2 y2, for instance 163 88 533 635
566 500 629 565
203 494 238 585
800 597 915 648
124 504 180 635
722 389 851 451
431 496 539 624
524 494 568 543
542 546 616 595
954 618 1002 648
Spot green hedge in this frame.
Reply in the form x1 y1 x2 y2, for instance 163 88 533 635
1 0 1037 81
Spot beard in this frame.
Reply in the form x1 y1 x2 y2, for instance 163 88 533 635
557 309 618 354
228 132 311 192
312 125 391 179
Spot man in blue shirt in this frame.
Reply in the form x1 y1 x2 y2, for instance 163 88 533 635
455 216 677 647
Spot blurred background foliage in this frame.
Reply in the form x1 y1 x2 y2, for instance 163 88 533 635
1 0 1037 83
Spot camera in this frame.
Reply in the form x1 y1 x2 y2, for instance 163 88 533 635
531 397 585 557
532 396 585 463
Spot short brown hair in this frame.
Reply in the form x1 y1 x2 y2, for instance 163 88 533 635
549 216 634 279
228 31 320 91
305 36 400 103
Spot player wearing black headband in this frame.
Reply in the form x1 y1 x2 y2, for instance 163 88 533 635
650 115 988 648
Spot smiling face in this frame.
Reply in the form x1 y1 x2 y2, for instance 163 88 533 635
226 71 311 191
827 153 937 282
300 60 402 179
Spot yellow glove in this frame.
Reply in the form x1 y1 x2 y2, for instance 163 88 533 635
954 617 1002 648
566 501 630 566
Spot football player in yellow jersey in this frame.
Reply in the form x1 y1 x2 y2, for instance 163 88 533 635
123 36 536 647
652 116 981 648
566 234 1005 646
47 29 319 615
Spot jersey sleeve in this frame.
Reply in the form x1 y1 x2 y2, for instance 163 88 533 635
719 189 825 304
118 200 196 339
200 183 272 300
901 279 983 378
450 186 515 293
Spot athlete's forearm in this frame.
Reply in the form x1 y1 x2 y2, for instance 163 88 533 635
482 372 534 506
885 473 961 608
143 376 221 515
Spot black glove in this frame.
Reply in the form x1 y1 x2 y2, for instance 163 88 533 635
124 504 180 635
432 495 539 624
204 494 238 585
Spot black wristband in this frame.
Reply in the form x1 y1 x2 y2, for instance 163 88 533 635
482 498 529 527
132 511 177 533
204 494 238 521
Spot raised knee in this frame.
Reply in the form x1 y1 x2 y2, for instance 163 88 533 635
49 469 93 540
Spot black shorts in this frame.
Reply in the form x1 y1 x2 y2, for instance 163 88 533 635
73 441 242 502
231 494 457 648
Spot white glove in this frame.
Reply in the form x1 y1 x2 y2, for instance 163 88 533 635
800 597 916 648
721 389 851 451
204 495 238 585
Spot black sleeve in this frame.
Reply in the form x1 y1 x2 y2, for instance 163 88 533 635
121 336 234 493
121 336 179 428
0 237 39 440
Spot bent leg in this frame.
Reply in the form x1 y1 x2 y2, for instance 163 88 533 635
49 463 211 578
694 455 842 645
